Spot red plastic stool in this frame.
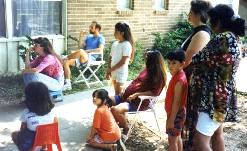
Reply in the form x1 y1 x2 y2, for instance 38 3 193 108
32 118 62 151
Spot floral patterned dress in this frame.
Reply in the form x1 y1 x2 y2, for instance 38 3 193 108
191 31 240 122
185 32 240 150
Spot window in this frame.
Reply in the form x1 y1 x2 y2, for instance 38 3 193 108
117 0 132 10
153 0 167 10
0 0 6 37
12 0 62 37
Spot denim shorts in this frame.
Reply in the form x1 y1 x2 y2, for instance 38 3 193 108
114 95 138 112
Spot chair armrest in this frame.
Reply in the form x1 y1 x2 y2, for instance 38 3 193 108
138 96 158 100
88 52 102 55
138 96 159 109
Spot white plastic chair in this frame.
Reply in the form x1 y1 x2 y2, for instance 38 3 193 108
73 52 105 88
124 95 162 142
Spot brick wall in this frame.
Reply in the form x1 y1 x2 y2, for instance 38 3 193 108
67 0 190 50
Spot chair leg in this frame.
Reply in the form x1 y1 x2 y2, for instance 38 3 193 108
125 99 144 142
88 66 104 86
152 108 162 139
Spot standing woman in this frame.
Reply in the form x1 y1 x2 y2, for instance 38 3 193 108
23 37 64 92
191 4 245 150
181 0 212 149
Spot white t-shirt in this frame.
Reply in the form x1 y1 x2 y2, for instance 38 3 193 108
20 108 55 131
110 41 132 74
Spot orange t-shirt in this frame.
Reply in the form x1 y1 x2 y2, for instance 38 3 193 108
93 105 121 142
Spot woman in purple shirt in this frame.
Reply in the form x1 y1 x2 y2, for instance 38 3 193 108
23 37 64 91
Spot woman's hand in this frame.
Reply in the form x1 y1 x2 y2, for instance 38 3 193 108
127 93 138 101
105 68 111 80
27 47 34 53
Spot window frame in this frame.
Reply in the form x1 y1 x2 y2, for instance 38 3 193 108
153 0 169 11
117 0 133 11
1 0 64 40
0 0 6 38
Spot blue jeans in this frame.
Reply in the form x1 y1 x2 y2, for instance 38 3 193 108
23 73 64 91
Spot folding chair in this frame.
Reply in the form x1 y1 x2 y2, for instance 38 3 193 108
73 52 105 88
32 117 62 151
124 96 162 142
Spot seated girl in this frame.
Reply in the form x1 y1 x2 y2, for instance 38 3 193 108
11 82 55 151
111 50 167 136
87 89 124 151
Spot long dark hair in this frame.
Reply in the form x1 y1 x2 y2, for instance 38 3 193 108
142 50 166 90
25 82 54 116
208 4 245 37
33 37 63 63
92 89 113 107
190 0 212 24
115 22 135 62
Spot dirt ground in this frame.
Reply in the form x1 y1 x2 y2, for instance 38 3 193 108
125 95 247 151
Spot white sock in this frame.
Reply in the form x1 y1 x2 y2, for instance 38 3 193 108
65 79 71 84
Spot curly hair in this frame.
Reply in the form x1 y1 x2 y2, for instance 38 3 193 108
208 4 245 36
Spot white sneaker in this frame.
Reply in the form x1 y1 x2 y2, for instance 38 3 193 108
63 83 72 91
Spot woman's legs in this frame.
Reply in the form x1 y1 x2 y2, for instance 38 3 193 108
193 131 212 151
211 125 225 151
23 73 63 91
111 103 129 133
112 80 124 95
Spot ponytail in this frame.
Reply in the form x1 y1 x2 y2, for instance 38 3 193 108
115 22 135 62
231 18 245 37
92 89 113 107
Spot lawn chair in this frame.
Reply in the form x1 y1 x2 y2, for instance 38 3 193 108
124 96 162 142
32 117 62 151
73 52 105 88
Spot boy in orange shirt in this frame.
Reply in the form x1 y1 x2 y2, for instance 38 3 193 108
86 89 123 151
165 50 188 151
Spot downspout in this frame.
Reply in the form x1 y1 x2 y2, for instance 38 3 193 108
63 0 68 52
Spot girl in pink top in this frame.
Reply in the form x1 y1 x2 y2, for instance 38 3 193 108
23 37 64 92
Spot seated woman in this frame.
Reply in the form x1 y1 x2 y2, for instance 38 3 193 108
23 37 64 92
111 50 167 136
